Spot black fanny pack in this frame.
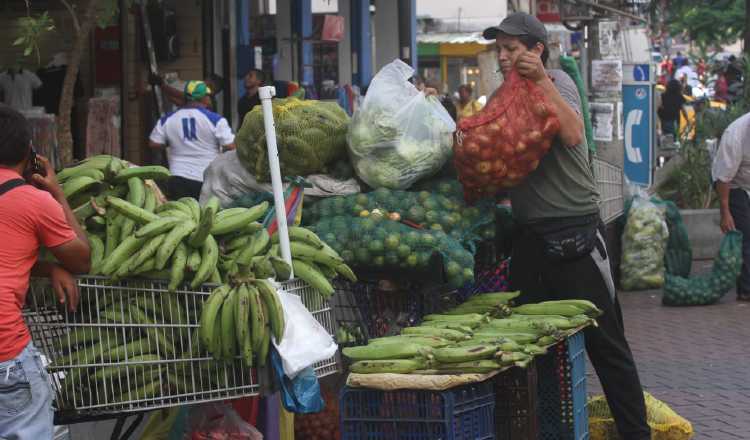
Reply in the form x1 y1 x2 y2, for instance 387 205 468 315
526 214 602 261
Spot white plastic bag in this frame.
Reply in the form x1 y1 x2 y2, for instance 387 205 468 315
199 150 361 207
272 284 338 379
347 59 456 190
620 195 670 290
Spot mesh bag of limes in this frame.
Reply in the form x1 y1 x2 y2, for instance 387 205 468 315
303 181 495 288
662 231 742 306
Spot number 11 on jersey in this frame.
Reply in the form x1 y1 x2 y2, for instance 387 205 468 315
181 117 197 141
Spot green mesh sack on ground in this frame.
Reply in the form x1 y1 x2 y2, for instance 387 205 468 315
308 215 475 288
235 98 349 181
303 181 494 249
620 196 669 291
661 200 692 277
663 231 742 306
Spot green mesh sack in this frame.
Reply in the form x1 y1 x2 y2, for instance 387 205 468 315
235 98 349 181
663 231 742 306
308 215 475 288
560 55 596 154
661 200 692 277
620 196 669 291
302 182 494 250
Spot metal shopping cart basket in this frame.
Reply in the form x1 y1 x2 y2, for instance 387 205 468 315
24 276 339 423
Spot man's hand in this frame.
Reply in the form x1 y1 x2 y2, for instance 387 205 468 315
50 265 79 312
721 209 737 233
29 155 64 200
516 51 547 83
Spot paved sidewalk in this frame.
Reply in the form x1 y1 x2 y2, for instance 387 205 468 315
587 267 750 439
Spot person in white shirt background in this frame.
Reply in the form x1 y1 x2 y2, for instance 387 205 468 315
149 80 236 199
0 68 42 110
711 111 750 301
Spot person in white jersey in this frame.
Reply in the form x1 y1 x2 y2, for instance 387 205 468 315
149 80 236 199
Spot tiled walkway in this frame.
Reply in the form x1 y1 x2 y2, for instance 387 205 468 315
587 271 750 439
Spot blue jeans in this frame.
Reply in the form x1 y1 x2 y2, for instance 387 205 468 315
0 343 54 440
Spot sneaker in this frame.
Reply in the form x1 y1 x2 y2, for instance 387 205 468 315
737 294 750 302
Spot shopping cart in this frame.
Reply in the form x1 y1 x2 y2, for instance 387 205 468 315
24 276 339 425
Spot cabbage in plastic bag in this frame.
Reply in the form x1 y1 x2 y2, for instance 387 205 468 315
347 60 456 189
620 196 669 291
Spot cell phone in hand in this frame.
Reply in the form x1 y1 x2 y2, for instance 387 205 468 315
23 146 47 182
30 147 46 176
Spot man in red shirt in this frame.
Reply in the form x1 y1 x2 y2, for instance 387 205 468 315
0 105 90 438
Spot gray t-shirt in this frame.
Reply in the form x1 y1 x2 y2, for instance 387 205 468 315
509 69 599 223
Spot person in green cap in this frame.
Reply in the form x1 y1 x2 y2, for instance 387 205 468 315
148 80 236 199
483 12 650 440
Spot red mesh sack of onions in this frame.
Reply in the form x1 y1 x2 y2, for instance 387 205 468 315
454 69 560 201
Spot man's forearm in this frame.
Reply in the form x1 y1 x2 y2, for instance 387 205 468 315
536 76 584 147
717 181 732 212
31 261 55 277
50 189 88 244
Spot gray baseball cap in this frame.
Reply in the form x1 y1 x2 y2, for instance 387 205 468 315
483 12 548 42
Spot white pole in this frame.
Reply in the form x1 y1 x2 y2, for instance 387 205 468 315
259 86 294 273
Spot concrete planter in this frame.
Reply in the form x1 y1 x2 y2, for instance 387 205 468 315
680 209 721 260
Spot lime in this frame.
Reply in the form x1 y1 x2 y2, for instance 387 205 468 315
341 250 355 262
425 210 439 224
373 256 385 267
406 254 419 267
397 244 411 258
385 234 400 250
354 248 369 264
368 240 385 254
446 261 462 278
356 194 369 206
384 252 400 266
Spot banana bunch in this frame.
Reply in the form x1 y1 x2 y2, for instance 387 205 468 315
54 292 194 406
343 295 601 375
92 193 272 291
58 155 170 224
199 279 285 367
281 227 357 298
218 225 357 300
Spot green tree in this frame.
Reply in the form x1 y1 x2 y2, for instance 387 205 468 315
13 1 120 166
655 0 747 55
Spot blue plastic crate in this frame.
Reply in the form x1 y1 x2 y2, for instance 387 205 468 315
340 380 496 440
537 331 589 440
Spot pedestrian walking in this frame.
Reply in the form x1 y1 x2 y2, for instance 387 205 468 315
711 111 750 301
658 79 687 139
148 80 236 199
455 84 483 121
482 12 651 440
0 105 90 438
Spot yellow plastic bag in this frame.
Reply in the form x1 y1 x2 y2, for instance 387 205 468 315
588 392 694 440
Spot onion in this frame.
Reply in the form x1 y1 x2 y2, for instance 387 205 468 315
542 117 560 137
476 161 492 174
532 102 549 118
515 141 528 154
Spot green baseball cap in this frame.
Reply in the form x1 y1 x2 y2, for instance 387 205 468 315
184 80 212 101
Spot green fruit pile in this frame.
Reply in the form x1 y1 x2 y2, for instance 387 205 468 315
343 293 601 375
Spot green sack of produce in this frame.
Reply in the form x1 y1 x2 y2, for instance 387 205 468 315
620 196 670 291
236 97 350 182
589 392 694 440
308 214 476 288
662 231 742 306
303 183 495 249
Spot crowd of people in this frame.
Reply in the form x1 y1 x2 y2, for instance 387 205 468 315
657 51 745 140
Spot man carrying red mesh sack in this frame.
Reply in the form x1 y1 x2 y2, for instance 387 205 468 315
474 13 651 440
